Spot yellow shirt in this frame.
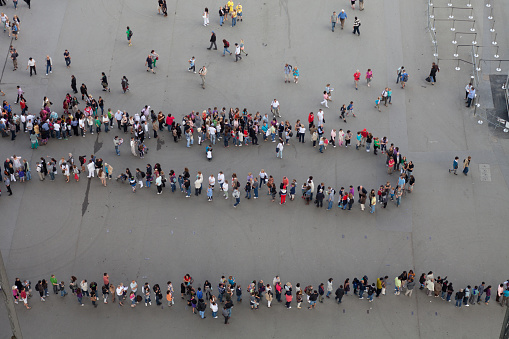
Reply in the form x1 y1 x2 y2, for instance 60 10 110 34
232 11 237 18
227 1 234 12
236 4 242 13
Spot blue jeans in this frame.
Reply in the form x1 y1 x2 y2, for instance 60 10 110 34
186 136 191 147
60 288 68 297
46 64 52 74
430 75 435 83
78 296 82 304
455 298 462 307
146 180 151 188
396 197 401 206
211 134 216 145
199 310 205 318
326 291 331 297
89 125 93 133
370 205 375 213
319 145 324 153
212 311 217 317
232 17 237 26
171 183 176 192
26 171 31 180
234 197 240 207
224 136 229 147
343 202 348 210
245 191 251 199
368 294 373 301
396 75 401 83
327 200 333 210
366 143 371 151
178 178 184 192
223 48 231 55
56 130 61 139
220 16 224 25
271 133 275 141
115 146 120 155
49 172 55 180
441 291 446 299
145 295 151 304
485 295 490 303
237 294 242 301
186 186 191 196
218 293 224 303
277 150 283 158
359 290 364 298
446 294 452 302
104 124 109 132
332 22 336 31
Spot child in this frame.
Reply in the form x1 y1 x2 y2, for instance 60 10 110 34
347 101 355 117
166 290 173 306
130 291 136 307
375 97 381 112
207 185 213 201
280 185 287 204
18 168 25 182
129 176 136 193
290 182 296 201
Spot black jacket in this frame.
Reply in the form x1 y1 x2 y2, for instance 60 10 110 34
335 288 344 298
210 34 216 43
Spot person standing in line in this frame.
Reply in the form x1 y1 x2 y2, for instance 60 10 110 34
11 48 18 71
126 26 133 46
353 17 360 35
222 306 229 324
276 139 284 159
207 31 217 50
365 68 373 87
485 285 491 305
330 11 338 32
64 49 71 67
353 70 361 90
449 156 459 175
339 9 347 30
188 56 196 72
198 65 207 89
396 66 405 83
26 57 36 76
232 187 240 207
466 86 475 107
462 156 471 176
405 279 415 297
284 63 292 83
234 43 242 62
429 62 439 85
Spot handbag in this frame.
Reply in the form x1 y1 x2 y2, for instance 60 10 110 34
425 76 431 82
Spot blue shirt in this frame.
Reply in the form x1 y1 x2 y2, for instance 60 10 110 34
398 177 405 187
339 12 347 20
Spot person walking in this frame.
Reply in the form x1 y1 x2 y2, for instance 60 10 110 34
234 43 242 62
396 66 405 83
145 55 156 74
365 68 373 87
466 86 476 107
270 99 280 118
45 55 52 76
462 156 471 176
429 62 439 85
10 48 18 71
222 39 232 56
188 56 196 72
26 57 36 76
320 91 330 108
284 63 292 83
198 66 207 89
232 187 240 207
449 156 459 175
400 71 409 89
121 76 129 93
339 9 347 29
276 139 284 159
71 75 78 93
353 70 361 90
64 49 71 67
330 11 338 32
101 72 110 91
207 31 217 50
126 26 133 46
239 39 248 56
352 17 360 35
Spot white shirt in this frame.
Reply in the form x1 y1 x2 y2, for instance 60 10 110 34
217 173 225 184
115 110 123 121
87 162 95 172
27 59 36 67
130 282 137 292
209 176 215 186
277 142 284 151
222 182 228 192
210 303 218 312
271 100 279 109
116 286 124 296
235 45 241 55
317 110 324 123
208 126 216 135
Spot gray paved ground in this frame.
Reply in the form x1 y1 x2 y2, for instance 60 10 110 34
0 0 509 338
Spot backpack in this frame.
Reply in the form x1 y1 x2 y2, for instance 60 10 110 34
402 74 408 82
141 172 146 178
225 41 230 47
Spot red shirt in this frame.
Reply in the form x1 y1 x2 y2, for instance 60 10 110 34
308 114 314 124
354 72 361 81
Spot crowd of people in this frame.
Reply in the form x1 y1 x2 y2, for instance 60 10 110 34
10 271 508 322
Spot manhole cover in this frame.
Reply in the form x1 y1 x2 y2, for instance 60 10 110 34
479 164 491 181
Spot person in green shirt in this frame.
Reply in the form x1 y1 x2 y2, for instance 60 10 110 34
50 274 59 294
126 26 133 46
373 137 380 155
95 116 102 134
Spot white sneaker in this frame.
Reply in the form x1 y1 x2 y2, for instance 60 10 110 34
145 303 147 306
